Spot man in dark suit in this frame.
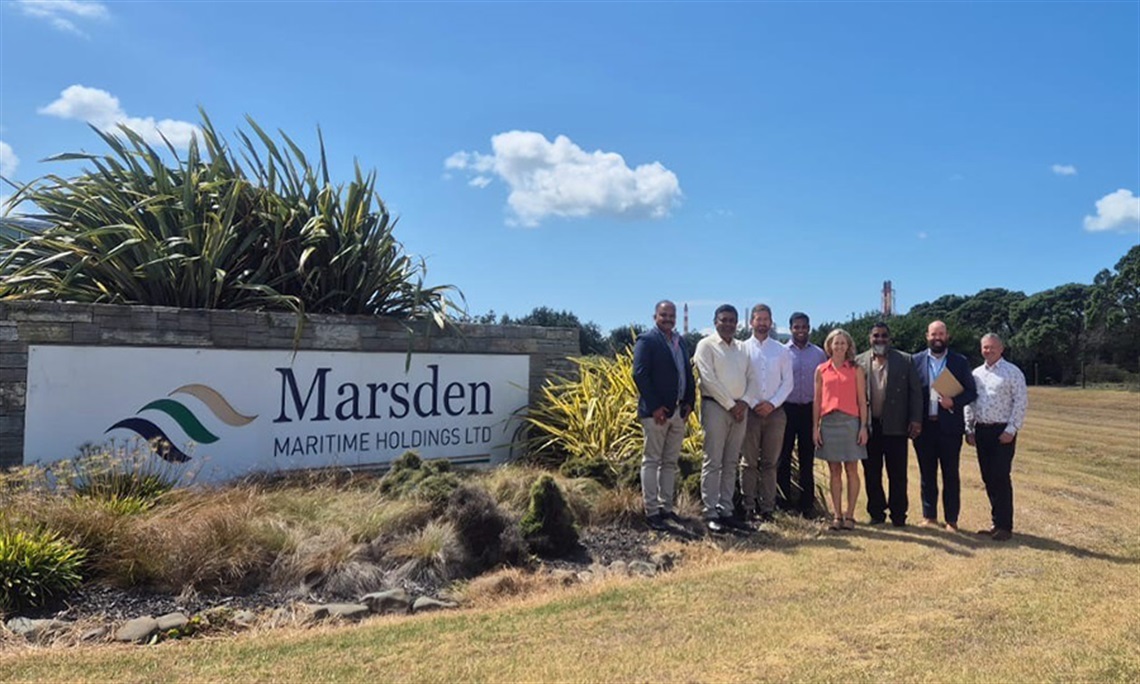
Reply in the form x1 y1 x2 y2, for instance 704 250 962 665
855 322 923 526
633 300 697 531
912 320 978 531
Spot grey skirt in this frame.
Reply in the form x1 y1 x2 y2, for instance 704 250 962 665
816 412 867 463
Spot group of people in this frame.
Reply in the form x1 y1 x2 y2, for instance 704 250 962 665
632 300 1029 542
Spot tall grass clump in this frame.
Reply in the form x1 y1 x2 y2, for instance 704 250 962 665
0 109 458 324
53 442 189 512
0 527 86 612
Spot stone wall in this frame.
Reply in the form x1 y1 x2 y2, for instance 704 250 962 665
0 301 578 468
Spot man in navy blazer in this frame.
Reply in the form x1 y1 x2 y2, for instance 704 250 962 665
912 320 978 531
633 300 697 530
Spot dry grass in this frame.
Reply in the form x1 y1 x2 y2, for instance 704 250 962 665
1 388 1137 682
588 486 643 527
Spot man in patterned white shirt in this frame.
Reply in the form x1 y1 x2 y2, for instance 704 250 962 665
694 304 758 533
964 333 1028 542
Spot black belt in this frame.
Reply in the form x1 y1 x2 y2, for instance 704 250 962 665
976 422 1008 428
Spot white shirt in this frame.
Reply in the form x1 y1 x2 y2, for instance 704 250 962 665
743 335 794 409
694 335 757 411
964 358 1028 435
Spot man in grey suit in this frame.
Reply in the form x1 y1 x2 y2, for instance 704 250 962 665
855 322 923 526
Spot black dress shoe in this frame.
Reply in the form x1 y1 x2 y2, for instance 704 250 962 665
991 529 1012 541
720 515 751 531
706 519 727 533
662 511 685 524
976 527 997 536
646 513 669 531
891 520 907 528
869 517 887 525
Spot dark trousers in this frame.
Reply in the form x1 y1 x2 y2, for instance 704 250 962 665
913 419 963 524
777 402 816 514
863 419 909 524
974 423 1016 532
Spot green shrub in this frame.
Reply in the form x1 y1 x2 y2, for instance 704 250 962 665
0 527 86 612
378 452 460 512
519 475 579 558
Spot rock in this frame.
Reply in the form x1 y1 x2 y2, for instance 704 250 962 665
607 560 629 576
628 560 657 577
650 551 677 572
299 604 330 623
324 603 370 620
5 617 67 641
411 596 458 614
361 589 412 615
80 626 109 642
576 570 595 583
549 569 579 586
155 612 189 631
115 616 159 644
232 610 257 628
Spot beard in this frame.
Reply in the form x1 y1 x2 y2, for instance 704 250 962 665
872 343 888 356
929 340 947 354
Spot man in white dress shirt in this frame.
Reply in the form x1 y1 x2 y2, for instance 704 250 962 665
964 333 1028 542
740 304 794 522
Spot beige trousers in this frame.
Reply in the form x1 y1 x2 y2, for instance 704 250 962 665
741 407 787 514
640 412 687 515
700 399 747 519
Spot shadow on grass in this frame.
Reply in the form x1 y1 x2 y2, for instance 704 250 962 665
696 515 1140 565
1002 531 1140 564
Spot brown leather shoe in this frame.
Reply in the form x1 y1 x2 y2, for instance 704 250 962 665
945 522 959 532
991 529 1012 541
919 518 939 528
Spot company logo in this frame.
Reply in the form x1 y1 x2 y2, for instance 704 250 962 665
106 384 258 462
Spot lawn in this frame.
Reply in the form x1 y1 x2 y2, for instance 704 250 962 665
2 387 1137 683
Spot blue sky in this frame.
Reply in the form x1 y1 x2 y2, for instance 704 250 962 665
2 1 1138 333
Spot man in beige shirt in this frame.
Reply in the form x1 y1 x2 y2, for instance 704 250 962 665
694 304 757 533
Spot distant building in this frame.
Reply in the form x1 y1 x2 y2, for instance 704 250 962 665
0 217 50 240
881 280 895 317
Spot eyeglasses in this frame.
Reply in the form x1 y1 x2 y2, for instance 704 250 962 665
871 334 889 340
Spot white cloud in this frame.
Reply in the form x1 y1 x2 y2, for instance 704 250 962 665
39 85 199 148
445 131 681 226
1084 189 1140 233
16 0 108 36
468 176 492 189
1052 164 1077 176
0 141 18 178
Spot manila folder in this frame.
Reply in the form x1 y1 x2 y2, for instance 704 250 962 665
932 368 964 398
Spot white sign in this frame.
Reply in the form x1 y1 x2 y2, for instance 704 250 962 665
24 346 530 481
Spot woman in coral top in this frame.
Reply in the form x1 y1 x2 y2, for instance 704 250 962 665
813 328 869 530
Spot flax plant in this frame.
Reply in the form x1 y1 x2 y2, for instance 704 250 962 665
0 110 457 324
520 347 704 478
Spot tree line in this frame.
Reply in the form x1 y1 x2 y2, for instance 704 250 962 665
468 245 1140 387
